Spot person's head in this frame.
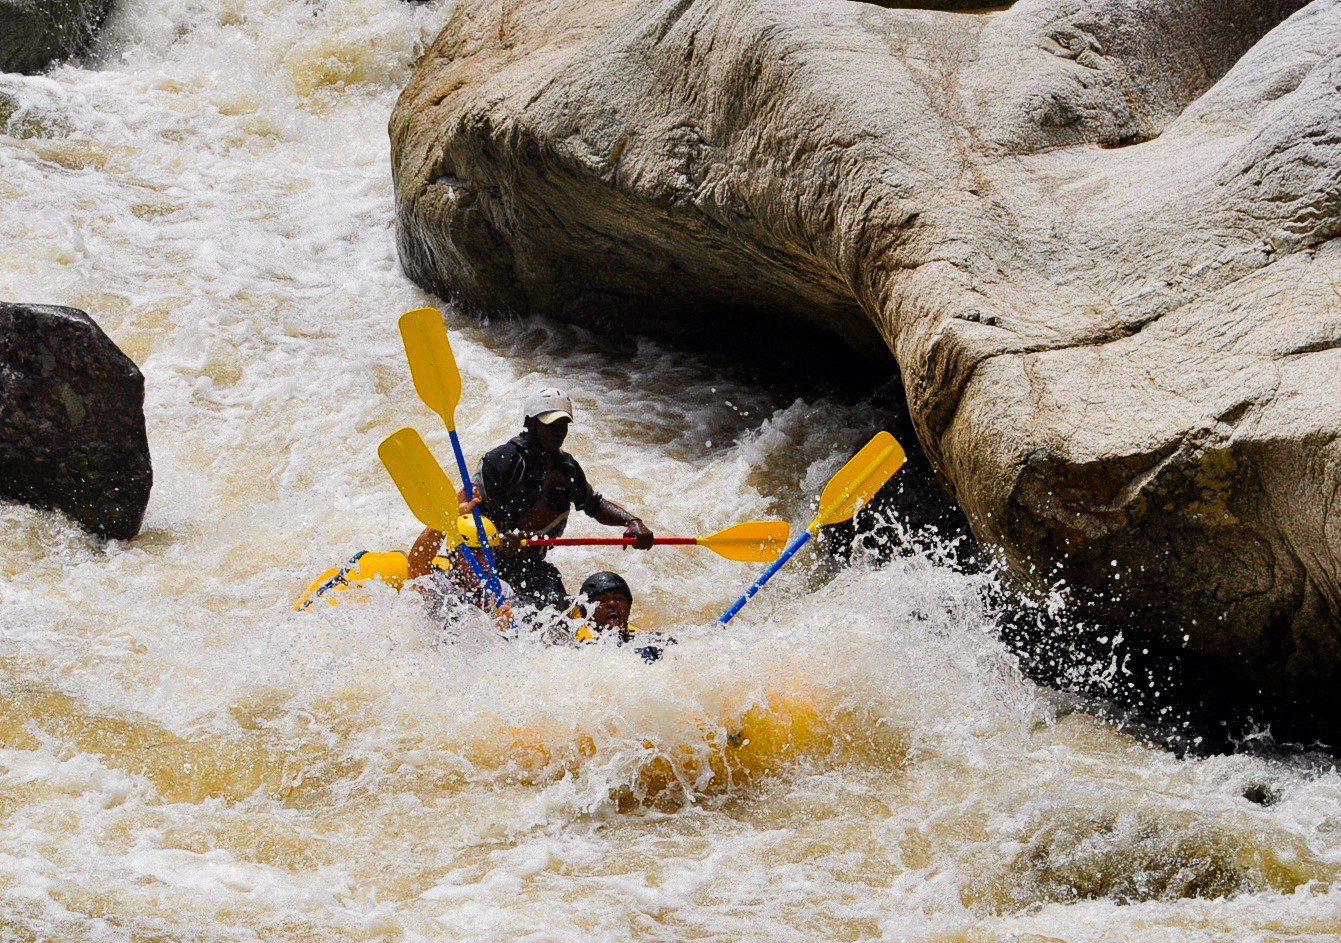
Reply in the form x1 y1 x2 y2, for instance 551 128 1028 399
522 387 573 452
454 514 498 576
579 571 633 630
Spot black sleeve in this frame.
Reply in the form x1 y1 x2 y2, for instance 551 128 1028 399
568 457 603 516
476 442 525 527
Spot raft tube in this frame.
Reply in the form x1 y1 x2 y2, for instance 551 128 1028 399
296 553 665 662
294 549 447 611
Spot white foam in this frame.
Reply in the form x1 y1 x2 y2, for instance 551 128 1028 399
0 0 1339 939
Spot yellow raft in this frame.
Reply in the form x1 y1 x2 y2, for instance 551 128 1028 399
294 550 449 611
295 554 832 798
295 550 648 641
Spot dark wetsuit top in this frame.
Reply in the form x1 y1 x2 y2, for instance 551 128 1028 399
475 431 604 608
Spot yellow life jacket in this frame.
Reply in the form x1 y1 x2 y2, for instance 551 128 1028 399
569 603 642 642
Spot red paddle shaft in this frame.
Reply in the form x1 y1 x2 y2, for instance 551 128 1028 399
524 537 696 548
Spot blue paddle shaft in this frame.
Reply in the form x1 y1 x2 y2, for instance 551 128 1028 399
456 539 494 594
719 529 812 625
448 428 507 607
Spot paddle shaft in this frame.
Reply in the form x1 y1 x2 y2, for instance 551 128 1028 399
447 427 507 606
525 537 697 548
398 308 508 608
719 529 812 625
451 529 500 603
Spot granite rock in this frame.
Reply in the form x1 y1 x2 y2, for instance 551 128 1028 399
391 0 1341 711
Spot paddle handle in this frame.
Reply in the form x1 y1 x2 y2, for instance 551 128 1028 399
719 530 812 625
447 428 507 607
525 537 696 548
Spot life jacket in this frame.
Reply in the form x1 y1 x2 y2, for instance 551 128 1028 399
477 433 598 542
574 622 643 643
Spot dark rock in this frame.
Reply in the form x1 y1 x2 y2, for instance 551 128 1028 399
1242 783 1280 806
0 0 116 75
0 302 151 539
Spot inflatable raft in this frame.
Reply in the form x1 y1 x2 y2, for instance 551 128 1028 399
295 549 662 655
294 549 448 611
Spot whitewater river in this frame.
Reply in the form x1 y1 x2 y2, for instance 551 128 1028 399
2 1 1340 939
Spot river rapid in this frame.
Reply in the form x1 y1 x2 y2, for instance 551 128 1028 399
1 1 1340 940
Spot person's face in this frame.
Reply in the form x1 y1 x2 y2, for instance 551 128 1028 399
532 416 570 452
591 590 631 629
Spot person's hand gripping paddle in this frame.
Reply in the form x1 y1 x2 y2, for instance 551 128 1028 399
523 520 789 563
719 431 906 625
397 306 507 607
377 427 505 603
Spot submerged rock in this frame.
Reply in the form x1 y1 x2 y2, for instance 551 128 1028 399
0 0 115 75
0 302 151 540
390 0 1341 716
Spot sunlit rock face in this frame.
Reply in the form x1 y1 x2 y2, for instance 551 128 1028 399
0 0 116 74
391 0 1341 712
0 303 152 540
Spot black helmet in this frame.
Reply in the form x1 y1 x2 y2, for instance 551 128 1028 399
579 571 632 603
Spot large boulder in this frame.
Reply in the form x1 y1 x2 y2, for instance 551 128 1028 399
390 0 1341 714
0 0 115 75
0 303 151 539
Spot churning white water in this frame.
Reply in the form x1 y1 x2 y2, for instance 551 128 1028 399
1 1 1339 940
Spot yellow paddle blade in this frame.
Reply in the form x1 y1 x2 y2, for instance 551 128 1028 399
698 520 791 563
810 431 906 531
399 306 462 428
377 427 461 543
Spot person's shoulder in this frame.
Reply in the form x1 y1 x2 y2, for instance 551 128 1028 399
557 448 586 472
483 435 526 465
486 436 523 457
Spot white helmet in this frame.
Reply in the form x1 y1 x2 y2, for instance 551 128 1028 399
522 387 574 425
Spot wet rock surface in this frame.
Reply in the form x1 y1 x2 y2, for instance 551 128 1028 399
0 0 115 75
0 302 151 540
391 0 1341 717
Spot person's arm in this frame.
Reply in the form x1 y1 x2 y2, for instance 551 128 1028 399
475 445 521 514
571 459 654 549
455 486 480 515
486 597 514 632
471 443 525 540
588 497 654 549
408 527 447 579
